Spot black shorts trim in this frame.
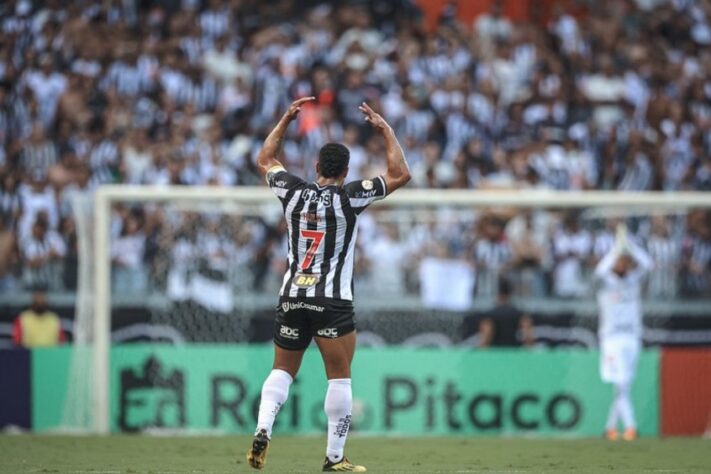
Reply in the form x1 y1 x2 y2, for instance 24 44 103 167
273 297 355 351
273 338 310 351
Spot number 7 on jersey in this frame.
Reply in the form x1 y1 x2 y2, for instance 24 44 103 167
300 229 325 271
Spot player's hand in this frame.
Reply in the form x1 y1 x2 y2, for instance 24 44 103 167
283 96 315 121
615 222 629 253
359 102 390 131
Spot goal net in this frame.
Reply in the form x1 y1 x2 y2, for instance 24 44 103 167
62 187 711 434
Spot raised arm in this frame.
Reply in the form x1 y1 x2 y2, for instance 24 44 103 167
358 102 411 194
627 239 654 274
594 246 619 278
256 96 315 177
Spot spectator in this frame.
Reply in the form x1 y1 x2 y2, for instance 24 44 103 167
111 211 147 294
552 213 592 298
0 0 708 304
364 221 408 296
0 213 17 290
682 216 711 297
203 35 250 86
167 218 198 303
18 171 59 240
473 214 512 298
189 216 235 312
21 216 66 290
119 128 153 184
647 215 681 299
418 241 475 312
506 211 549 296
22 54 66 129
19 123 57 177
474 1 512 46
0 172 21 228
471 278 533 348
12 291 65 348
579 55 626 131
199 0 231 40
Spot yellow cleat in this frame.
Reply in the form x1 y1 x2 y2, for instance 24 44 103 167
246 429 270 470
322 456 367 472
606 429 619 441
623 428 638 441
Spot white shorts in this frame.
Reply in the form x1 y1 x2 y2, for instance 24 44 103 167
600 336 640 385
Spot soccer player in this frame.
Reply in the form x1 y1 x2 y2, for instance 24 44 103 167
246 97 410 472
594 224 653 441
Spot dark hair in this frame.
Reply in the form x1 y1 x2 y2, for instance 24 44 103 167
318 143 350 178
498 277 512 298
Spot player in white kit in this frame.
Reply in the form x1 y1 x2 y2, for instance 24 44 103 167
594 224 653 441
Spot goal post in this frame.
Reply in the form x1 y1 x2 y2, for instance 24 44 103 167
93 188 110 435
81 186 711 434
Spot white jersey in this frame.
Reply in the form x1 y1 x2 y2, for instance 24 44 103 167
595 242 653 341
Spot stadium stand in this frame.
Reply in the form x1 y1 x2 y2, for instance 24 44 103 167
0 0 710 346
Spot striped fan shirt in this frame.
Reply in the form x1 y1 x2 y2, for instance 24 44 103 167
102 61 146 97
646 235 680 298
20 141 58 174
89 139 118 183
266 166 387 301
199 9 230 39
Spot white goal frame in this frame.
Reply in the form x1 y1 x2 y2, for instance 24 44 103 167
91 186 711 433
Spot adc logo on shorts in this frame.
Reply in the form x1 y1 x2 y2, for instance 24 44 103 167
316 328 338 338
280 325 300 339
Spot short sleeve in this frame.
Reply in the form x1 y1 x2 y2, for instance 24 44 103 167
344 176 387 214
266 165 306 201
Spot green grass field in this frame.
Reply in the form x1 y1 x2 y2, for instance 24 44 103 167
1 435 710 474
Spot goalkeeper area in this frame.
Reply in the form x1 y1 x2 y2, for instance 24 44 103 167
3 435 710 473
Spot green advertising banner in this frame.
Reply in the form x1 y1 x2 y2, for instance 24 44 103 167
32 346 659 436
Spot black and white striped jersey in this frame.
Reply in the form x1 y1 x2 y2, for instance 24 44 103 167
266 165 387 301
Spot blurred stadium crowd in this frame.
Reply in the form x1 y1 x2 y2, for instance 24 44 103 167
0 0 710 300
